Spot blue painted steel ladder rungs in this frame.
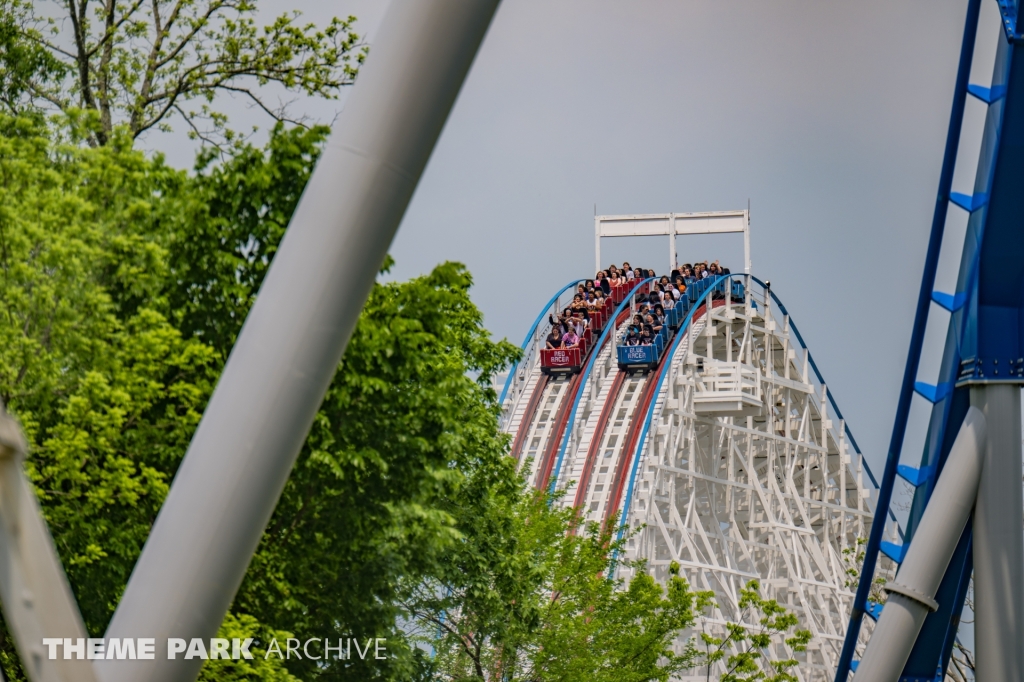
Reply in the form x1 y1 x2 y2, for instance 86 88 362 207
967 83 1007 103
897 464 936 487
949 191 988 212
931 290 967 312
880 540 908 564
837 0 994 678
913 381 953 404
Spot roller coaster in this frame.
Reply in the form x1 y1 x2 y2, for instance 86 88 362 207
0 2 1021 681
499 212 893 680
498 1 1024 679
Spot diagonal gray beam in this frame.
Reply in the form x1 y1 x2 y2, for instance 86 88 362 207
0 409 97 682
853 407 986 681
97 2 501 680
971 385 1024 682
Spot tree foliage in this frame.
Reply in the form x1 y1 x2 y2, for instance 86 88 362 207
0 112 305 681
166 121 330 353
696 581 812 682
234 261 521 680
0 115 216 637
0 0 365 146
407 486 710 682
407 472 814 682
0 112 524 680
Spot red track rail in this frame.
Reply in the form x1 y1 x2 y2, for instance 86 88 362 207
572 370 626 510
535 371 584 490
512 294 653 493
603 298 727 524
603 372 658 525
548 304 637 492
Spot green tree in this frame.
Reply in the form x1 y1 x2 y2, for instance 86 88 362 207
233 260 520 680
0 0 365 146
0 112 525 680
405 475 713 682
406 468 814 682
0 115 215 642
197 613 301 682
0 5 62 113
0 114 307 681
696 581 812 682
166 122 331 353
842 536 892 607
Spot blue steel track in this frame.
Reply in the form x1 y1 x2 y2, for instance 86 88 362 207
839 0 1024 677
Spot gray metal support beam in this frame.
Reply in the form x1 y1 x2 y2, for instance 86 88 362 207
854 407 986 681
971 385 1024 682
0 409 97 682
96 2 500 681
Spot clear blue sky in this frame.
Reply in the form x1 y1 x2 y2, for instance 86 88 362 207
147 0 1003 483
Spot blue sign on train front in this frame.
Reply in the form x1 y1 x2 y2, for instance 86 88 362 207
624 347 652 362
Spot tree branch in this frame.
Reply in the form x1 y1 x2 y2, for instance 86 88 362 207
151 0 229 72
83 0 147 59
17 29 80 62
22 78 69 111
212 86 310 129
97 0 118 132
172 103 225 150
131 0 175 132
11 0 362 146
65 0 98 119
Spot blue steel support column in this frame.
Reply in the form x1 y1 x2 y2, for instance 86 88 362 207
834 0 981 677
